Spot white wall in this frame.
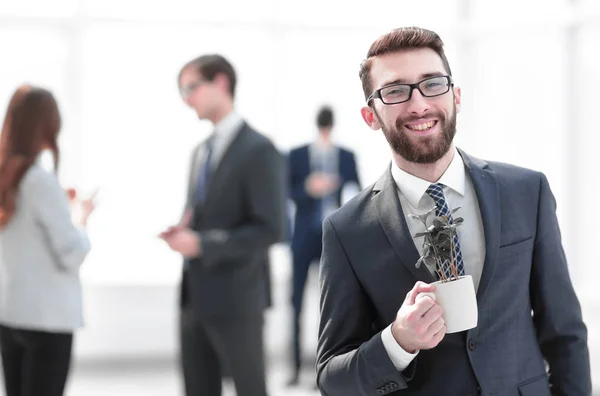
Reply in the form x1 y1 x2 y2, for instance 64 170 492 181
1 0 599 374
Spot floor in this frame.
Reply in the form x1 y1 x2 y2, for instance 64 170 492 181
64 293 600 396
64 357 320 396
0 254 598 395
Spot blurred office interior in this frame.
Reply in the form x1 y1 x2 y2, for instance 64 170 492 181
0 0 599 394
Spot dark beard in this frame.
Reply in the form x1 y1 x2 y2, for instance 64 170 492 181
378 106 456 164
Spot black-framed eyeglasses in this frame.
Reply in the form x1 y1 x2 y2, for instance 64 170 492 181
180 79 208 98
367 75 453 105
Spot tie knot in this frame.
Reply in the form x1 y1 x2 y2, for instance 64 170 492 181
426 183 445 199
425 183 449 216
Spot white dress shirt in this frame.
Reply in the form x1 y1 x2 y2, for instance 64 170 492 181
309 140 339 175
309 140 340 220
190 111 244 193
185 111 245 257
381 148 486 372
208 111 244 169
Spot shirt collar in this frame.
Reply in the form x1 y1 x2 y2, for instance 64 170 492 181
213 111 243 139
390 147 466 208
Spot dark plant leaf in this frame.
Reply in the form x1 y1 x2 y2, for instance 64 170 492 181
438 228 453 236
409 207 436 227
445 224 459 232
408 214 425 225
433 218 449 230
415 257 424 268
412 205 464 270
424 255 437 267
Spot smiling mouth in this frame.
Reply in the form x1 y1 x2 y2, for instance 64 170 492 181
405 120 437 132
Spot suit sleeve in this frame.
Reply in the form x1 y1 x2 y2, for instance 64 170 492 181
530 173 591 395
289 150 313 204
317 218 413 396
348 151 361 190
200 142 286 265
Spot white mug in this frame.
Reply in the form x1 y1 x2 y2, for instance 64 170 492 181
418 275 478 334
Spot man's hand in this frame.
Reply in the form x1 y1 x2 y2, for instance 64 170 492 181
160 228 201 258
159 210 193 239
305 172 340 198
391 281 446 353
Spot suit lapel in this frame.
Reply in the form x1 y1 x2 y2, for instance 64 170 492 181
186 144 203 207
201 123 248 208
373 166 436 284
459 149 501 305
338 148 350 179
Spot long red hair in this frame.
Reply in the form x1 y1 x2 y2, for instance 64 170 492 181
0 85 61 228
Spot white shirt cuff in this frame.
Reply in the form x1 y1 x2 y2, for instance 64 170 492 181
381 324 418 371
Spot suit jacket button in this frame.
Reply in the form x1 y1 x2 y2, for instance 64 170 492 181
376 389 384 395
468 339 477 351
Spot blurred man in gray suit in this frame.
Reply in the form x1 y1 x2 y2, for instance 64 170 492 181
316 27 591 396
160 54 286 396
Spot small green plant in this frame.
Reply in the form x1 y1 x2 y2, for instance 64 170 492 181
409 207 464 282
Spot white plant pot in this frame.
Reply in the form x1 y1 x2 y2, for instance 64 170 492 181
421 275 478 334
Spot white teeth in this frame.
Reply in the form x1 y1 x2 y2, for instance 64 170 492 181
407 121 435 131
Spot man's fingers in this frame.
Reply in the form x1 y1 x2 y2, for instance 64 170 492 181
411 296 439 318
424 316 446 340
415 291 436 304
406 281 436 304
159 226 180 239
430 324 447 346
158 232 169 240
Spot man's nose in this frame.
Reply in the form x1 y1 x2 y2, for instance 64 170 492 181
405 88 430 115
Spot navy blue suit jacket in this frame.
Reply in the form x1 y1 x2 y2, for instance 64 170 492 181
316 149 591 396
288 144 360 248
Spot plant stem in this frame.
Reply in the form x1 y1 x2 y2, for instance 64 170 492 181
449 230 460 281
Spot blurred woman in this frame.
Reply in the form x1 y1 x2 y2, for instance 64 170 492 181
0 85 94 396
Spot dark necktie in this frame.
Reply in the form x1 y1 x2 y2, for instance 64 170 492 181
425 183 465 278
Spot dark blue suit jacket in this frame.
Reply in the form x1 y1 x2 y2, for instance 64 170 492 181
288 144 360 248
316 149 591 396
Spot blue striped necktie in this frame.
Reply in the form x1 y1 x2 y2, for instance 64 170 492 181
425 183 465 278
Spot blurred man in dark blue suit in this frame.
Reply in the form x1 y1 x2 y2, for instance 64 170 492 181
286 106 360 386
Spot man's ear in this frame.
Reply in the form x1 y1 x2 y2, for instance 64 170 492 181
454 86 461 113
360 106 381 130
214 73 230 94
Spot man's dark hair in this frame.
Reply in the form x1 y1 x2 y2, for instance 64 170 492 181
179 54 237 98
359 27 452 101
316 106 334 129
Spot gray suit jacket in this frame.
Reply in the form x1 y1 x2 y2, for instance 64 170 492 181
181 122 287 317
316 150 591 396
0 164 90 332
